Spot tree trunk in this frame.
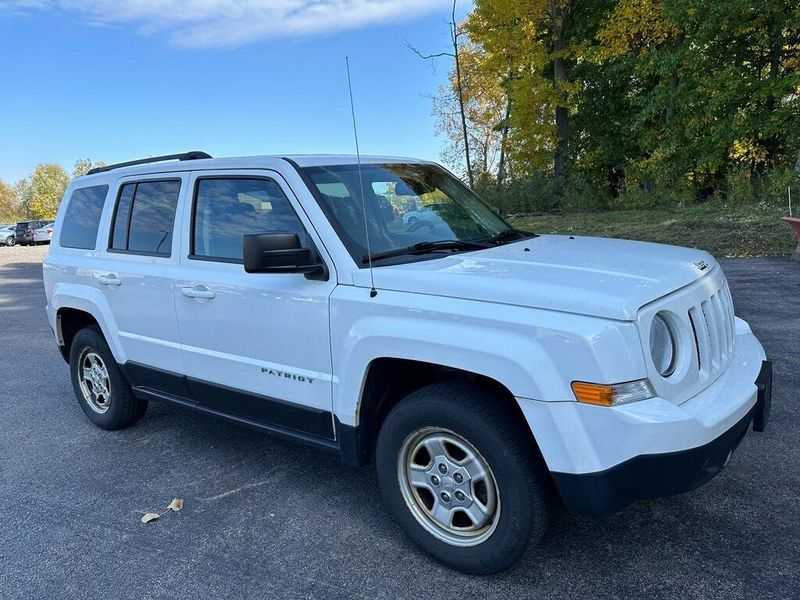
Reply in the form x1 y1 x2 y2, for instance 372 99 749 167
666 68 678 124
762 17 782 170
451 1 473 188
553 21 569 197
497 74 512 188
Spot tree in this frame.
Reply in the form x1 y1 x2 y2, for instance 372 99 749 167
433 41 508 184
0 180 20 222
596 0 800 192
547 0 577 195
408 1 475 187
466 0 586 197
72 158 106 178
18 164 70 220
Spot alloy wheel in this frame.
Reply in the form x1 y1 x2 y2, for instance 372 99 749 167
397 427 500 547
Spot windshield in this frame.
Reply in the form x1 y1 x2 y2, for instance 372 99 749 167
301 163 513 265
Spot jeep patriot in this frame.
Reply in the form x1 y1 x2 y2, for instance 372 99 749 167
43 152 772 573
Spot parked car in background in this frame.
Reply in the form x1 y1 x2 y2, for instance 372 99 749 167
401 202 448 226
33 222 55 244
0 225 15 246
14 220 50 246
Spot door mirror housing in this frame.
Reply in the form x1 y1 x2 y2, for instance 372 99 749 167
243 232 326 279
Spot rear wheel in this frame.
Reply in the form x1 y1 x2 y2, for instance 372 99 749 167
4 235 14 246
69 326 147 429
375 382 549 574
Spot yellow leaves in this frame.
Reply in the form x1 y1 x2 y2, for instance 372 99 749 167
18 163 70 220
597 0 681 59
730 139 769 165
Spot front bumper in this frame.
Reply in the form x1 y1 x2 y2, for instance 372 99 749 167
518 321 771 517
552 360 771 516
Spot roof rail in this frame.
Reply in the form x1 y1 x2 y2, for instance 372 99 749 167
86 151 212 175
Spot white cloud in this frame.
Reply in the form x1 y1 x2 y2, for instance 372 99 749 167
0 0 453 47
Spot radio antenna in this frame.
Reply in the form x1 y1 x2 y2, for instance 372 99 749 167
345 56 377 298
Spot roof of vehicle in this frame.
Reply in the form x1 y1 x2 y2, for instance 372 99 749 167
74 153 433 184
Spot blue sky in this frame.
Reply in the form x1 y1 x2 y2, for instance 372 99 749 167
0 1 470 184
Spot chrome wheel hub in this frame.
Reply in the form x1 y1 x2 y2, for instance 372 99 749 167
398 427 500 547
78 351 111 414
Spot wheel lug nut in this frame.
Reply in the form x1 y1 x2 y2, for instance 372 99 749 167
455 491 466 501
438 463 447 474
431 475 440 486
440 492 451 503
454 473 463 484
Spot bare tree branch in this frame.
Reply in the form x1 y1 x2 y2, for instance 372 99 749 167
403 40 454 60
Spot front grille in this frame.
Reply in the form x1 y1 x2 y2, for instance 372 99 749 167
688 281 735 376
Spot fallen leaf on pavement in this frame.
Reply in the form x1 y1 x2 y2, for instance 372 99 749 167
168 498 184 512
141 513 160 524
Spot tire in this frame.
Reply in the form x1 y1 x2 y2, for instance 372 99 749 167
69 325 147 430
5 235 14 246
375 382 549 574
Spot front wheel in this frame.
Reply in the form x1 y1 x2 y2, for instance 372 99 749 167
375 382 549 574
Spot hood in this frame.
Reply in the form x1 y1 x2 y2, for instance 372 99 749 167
359 235 716 321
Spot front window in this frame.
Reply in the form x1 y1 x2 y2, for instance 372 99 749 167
302 163 517 265
191 177 309 262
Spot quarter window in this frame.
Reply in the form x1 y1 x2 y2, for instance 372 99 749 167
109 180 180 256
59 185 109 249
192 178 308 262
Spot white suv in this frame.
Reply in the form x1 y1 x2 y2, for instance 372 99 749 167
43 152 772 574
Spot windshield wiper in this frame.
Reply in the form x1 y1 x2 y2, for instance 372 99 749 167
485 227 533 245
362 239 491 263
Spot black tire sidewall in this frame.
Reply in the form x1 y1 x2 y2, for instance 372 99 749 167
69 327 140 430
375 385 544 574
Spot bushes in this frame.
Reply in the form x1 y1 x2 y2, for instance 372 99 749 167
475 174 607 215
725 168 798 206
477 167 798 216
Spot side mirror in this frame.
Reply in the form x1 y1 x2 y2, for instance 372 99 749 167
243 232 326 279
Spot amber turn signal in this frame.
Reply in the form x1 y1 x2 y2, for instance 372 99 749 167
571 382 615 406
571 379 655 407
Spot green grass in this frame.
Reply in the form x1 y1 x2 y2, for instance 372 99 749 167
509 201 797 258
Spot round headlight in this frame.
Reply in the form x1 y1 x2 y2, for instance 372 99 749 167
650 314 677 377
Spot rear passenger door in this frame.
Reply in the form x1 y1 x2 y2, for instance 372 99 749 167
94 174 187 381
174 170 337 439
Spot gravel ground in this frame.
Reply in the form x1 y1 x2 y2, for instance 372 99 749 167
0 244 798 599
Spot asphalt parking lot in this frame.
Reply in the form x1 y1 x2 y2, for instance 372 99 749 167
1 244 798 599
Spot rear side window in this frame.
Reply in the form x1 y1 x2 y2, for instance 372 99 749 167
59 185 109 249
110 180 180 256
191 177 308 262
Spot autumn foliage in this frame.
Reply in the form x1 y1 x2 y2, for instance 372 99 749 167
433 0 800 210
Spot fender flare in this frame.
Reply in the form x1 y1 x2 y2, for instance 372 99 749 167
50 283 126 363
332 317 566 427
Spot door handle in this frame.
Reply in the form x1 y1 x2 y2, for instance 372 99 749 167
95 273 121 286
181 285 215 300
